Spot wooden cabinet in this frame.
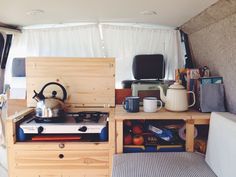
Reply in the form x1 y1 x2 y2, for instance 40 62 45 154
114 105 210 153
5 58 116 177
6 108 115 177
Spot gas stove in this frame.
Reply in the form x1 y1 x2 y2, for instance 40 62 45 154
19 111 109 140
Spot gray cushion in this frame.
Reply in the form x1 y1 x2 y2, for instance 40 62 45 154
112 152 216 177
12 58 25 77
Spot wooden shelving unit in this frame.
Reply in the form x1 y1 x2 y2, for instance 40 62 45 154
114 105 210 153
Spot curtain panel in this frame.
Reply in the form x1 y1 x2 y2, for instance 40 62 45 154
5 24 103 85
101 24 184 88
5 24 184 88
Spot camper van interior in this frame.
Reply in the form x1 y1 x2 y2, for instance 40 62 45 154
0 0 236 177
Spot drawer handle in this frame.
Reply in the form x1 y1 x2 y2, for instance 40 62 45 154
59 143 65 149
59 154 64 159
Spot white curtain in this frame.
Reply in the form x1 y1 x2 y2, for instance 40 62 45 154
5 23 184 88
101 24 184 88
5 24 103 85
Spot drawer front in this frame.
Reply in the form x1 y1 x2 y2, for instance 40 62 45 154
65 176 108 177
14 170 109 177
15 150 109 169
14 142 110 151
16 175 107 177
20 176 61 177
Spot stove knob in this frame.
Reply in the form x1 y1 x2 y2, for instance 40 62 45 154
78 126 87 132
59 143 65 149
38 126 44 134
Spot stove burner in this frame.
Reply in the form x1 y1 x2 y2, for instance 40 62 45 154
34 116 66 123
19 111 109 138
32 111 109 124
75 111 108 123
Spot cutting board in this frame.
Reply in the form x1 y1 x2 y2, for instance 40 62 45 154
26 57 115 109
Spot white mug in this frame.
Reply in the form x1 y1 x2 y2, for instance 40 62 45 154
143 97 162 113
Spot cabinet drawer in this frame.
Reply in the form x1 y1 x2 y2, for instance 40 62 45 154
14 142 110 151
17 175 61 177
15 150 109 169
65 175 108 177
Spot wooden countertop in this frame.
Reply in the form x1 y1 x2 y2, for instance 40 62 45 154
0 99 27 118
114 105 210 120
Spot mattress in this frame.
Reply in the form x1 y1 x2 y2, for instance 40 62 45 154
112 152 216 177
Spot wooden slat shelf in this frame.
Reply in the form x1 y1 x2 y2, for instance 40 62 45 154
114 105 211 153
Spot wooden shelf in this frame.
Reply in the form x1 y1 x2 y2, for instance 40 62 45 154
114 105 211 154
115 105 210 120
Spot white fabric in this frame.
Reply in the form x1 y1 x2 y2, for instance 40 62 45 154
0 94 7 146
5 23 185 88
102 24 184 88
206 112 236 177
0 117 4 146
9 77 26 99
0 145 7 169
4 24 104 85
0 165 8 177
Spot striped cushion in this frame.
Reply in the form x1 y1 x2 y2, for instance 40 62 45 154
112 152 216 177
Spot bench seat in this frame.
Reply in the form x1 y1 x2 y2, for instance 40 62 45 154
112 152 216 177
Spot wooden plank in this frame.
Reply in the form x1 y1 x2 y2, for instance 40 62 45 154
39 175 61 177
194 119 210 125
26 57 115 108
115 105 192 120
27 77 114 109
15 150 109 168
116 121 123 154
108 109 115 176
191 112 211 120
7 99 27 116
14 168 108 177
6 108 34 122
66 175 108 177
185 119 195 152
13 142 110 151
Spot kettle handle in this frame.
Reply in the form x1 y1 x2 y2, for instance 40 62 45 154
187 91 196 108
37 82 67 102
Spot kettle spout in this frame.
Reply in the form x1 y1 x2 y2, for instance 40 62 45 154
158 85 167 103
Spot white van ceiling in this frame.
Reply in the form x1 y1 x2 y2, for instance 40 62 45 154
0 0 218 27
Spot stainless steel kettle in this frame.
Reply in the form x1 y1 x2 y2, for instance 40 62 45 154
33 82 67 118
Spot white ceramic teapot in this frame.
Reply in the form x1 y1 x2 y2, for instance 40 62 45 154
158 82 195 112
